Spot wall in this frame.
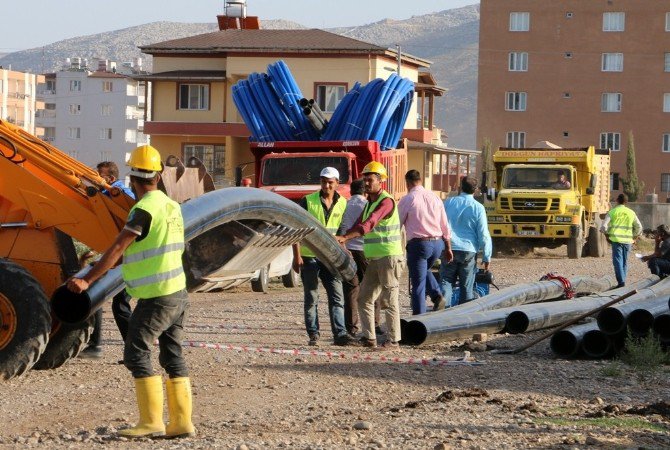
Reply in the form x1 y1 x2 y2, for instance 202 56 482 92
627 202 670 231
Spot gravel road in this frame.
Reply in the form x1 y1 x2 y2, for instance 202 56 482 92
0 247 668 449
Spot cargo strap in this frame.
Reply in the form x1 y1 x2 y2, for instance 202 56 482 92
540 273 575 299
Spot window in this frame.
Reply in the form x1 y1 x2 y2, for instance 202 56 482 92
506 131 526 148
603 12 625 32
508 52 528 71
509 12 530 31
67 150 79 159
99 150 112 161
610 173 620 191
101 104 112 116
665 94 670 112
666 53 670 72
600 132 621 151
102 81 113 92
99 128 112 140
505 92 527 111
602 53 623 72
69 104 81 115
666 12 670 31
184 144 225 179
67 127 81 139
315 84 346 113
664 134 670 152
178 84 209 110
69 80 81 91
563 132 569 137
662 173 670 192
601 93 622 112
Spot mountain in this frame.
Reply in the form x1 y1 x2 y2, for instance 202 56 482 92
0 6 479 148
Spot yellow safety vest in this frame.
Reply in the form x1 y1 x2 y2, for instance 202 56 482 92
122 190 186 298
362 190 403 258
607 205 637 244
301 191 347 258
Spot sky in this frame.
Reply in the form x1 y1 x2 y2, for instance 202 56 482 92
0 0 478 52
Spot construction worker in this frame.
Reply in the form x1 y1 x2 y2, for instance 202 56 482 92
601 193 642 287
337 162 405 350
293 167 355 346
67 145 195 439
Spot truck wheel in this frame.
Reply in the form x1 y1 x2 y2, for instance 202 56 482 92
33 318 94 370
251 266 270 293
588 226 605 257
567 233 583 259
0 259 51 379
281 268 300 288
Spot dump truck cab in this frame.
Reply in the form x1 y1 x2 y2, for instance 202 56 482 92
485 146 610 259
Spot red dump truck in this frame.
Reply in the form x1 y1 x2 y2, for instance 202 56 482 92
250 140 408 201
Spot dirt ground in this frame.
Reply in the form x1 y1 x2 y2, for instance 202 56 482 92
1 247 669 449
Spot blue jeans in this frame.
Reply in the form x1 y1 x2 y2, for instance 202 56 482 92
301 257 347 338
611 242 631 287
647 257 670 278
439 250 477 307
407 239 444 315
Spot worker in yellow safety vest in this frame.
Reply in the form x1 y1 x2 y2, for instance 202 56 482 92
67 145 195 439
337 161 405 350
601 193 642 287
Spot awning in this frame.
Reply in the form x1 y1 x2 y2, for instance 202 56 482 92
132 70 227 82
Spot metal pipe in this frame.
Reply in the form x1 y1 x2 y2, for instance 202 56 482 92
549 321 599 359
402 309 510 346
653 314 670 343
52 188 356 324
582 329 622 359
627 301 670 337
303 106 326 133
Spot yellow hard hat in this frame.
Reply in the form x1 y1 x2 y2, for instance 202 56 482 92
361 161 388 180
127 145 162 177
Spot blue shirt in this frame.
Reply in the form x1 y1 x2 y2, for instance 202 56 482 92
104 180 136 200
338 194 367 251
444 193 492 262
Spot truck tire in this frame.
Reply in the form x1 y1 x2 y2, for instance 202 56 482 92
281 268 300 288
0 259 51 380
567 233 583 259
251 265 270 293
33 317 94 370
588 226 606 257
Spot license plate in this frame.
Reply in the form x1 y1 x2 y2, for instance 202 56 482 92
517 230 540 236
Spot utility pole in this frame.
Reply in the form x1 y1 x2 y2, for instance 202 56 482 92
396 44 401 75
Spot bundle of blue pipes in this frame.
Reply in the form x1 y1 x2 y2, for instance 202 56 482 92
232 60 414 150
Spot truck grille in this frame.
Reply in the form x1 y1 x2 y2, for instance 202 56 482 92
510 216 549 223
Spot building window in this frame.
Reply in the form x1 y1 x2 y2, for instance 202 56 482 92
662 173 670 192
602 53 623 72
666 12 670 31
178 84 209 110
506 131 526 148
664 134 670 152
505 92 527 111
99 128 112 140
611 173 620 191
69 80 81 92
184 144 225 178
101 104 112 116
102 81 113 92
315 84 346 113
666 53 670 72
67 127 81 139
600 132 621 151
601 93 622 112
99 150 112 161
509 12 530 31
508 52 528 71
603 12 625 32
67 150 79 159
69 104 81 115
664 94 670 112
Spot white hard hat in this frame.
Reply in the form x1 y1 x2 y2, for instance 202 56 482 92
320 167 340 180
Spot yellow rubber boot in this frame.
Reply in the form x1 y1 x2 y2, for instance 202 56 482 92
165 377 196 438
118 375 166 438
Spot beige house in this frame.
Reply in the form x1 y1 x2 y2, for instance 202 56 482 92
1 68 44 135
138 17 475 192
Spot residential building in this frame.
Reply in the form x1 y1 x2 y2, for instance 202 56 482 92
0 67 44 135
137 6 475 192
477 0 670 198
35 57 148 171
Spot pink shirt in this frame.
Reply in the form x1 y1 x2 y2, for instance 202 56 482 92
398 185 451 241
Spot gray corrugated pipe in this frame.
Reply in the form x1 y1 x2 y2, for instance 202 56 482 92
401 275 617 346
549 321 599 359
52 187 356 324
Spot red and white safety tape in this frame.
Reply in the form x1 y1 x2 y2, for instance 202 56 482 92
182 341 485 367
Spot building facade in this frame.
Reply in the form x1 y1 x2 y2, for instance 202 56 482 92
36 58 148 171
0 68 44 135
477 0 670 198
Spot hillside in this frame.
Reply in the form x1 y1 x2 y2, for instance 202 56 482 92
0 6 479 148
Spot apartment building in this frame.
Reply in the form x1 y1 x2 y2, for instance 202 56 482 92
0 67 44 135
477 0 670 197
36 58 148 171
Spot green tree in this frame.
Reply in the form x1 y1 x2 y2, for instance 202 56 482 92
621 131 644 202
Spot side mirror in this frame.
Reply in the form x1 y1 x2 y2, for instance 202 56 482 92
487 187 496 201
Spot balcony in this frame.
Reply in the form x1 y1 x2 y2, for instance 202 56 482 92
36 110 56 119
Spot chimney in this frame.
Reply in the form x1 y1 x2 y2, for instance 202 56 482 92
217 0 260 30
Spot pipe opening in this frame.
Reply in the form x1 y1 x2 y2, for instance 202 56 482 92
596 308 625 335
627 310 654 337
402 321 428 346
653 314 670 343
550 330 579 358
52 285 92 324
582 330 613 358
505 311 529 334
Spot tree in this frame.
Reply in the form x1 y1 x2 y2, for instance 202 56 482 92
621 131 645 202
480 137 495 189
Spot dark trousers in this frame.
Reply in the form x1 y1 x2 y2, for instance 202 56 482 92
648 257 670 278
406 239 444 315
124 289 189 379
342 249 379 334
89 289 132 347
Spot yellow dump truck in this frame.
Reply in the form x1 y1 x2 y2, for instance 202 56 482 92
483 146 610 259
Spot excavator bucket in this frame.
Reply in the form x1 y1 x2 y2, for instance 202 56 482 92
160 155 215 203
